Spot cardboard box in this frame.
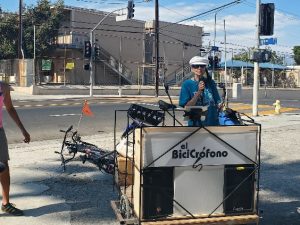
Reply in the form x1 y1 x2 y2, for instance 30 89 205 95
116 156 134 186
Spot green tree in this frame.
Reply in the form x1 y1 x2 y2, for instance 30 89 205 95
0 13 18 59
293 46 300 65
232 48 251 62
0 0 64 59
233 47 284 65
265 47 284 65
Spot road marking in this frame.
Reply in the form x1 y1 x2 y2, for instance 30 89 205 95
49 113 81 117
12 101 300 116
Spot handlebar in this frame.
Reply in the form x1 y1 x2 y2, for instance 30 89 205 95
59 125 73 133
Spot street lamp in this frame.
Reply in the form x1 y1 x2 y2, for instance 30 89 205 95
89 8 126 97
212 0 241 80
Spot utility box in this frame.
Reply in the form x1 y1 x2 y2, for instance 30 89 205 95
19 59 34 87
232 82 242 99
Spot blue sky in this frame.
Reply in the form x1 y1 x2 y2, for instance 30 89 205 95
1 0 300 64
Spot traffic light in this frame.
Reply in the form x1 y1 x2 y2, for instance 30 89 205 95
208 56 213 67
261 50 272 63
94 45 100 59
214 56 219 68
259 3 274 36
250 50 261 62
84 41 91 58
250 49 272 63
84 63 90 70
127 0 135 19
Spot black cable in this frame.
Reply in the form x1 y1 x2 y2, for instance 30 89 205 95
159 0 242 30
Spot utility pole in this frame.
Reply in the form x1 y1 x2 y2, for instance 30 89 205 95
212 12 218 80
252 0 261 116
155 0 159 97
211 1 241 81
223 19 228 108
18 0 23 59
33 25 37 85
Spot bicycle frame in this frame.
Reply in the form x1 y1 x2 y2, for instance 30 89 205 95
56 125 115 173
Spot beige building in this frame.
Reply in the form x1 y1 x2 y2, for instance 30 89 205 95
286 65 300 87
49 6 204 85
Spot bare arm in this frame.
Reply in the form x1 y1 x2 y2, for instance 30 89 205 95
3 84 30 143
185 81 205 107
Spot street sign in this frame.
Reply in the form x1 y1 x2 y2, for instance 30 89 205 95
260 37 277 45
42 59 52 71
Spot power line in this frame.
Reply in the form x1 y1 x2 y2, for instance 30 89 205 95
159 4 187 18
75 0 124 5
160 0 243 30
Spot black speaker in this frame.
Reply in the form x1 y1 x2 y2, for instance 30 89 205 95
142 167 174 219
224 164 255 214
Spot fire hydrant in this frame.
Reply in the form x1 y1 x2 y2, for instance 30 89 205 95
118 87 122 97
273 100 281 114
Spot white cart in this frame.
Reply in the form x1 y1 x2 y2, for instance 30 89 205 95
111 105 261 225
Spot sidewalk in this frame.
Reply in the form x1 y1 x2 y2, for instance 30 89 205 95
2 114 300 224
2 133 119 225
10 90 158 101
10 84 300 101
10 88 169 102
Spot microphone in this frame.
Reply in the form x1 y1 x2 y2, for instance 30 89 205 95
198 77 205 105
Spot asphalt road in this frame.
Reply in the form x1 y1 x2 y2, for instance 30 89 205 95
4 88 300 144
3 103 132 144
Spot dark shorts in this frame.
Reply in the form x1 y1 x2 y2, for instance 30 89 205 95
0 127 9 162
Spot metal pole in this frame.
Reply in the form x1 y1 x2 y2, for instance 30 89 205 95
138 66 141 95
89 9 120 97
33 25 36 85
18 0 23 59
232 49 234 84
155 0 159 97
223 20 228 108
119 36 122 86
212 12 217 80
182 43 185 77
63 30 67 86
89 31 94 96
272 69 275 87
252 0 260 116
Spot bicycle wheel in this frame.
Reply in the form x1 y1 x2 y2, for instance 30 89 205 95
120 194 131 219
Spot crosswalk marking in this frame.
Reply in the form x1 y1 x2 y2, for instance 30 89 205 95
49 113 81 117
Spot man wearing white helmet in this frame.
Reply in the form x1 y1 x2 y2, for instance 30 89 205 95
179 56 221 126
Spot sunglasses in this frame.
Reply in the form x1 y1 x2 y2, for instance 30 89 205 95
191 64 206 69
